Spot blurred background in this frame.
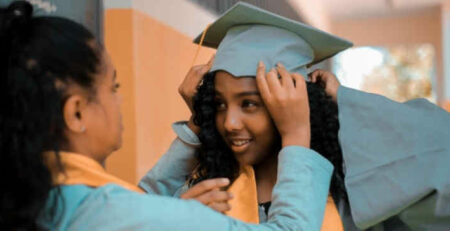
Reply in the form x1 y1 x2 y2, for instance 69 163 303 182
2 0 450 183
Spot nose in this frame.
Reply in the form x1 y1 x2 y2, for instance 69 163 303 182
223 107 244 132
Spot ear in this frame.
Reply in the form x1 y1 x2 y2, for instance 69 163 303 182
63 95 88 133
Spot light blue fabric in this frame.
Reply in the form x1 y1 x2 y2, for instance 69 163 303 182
199 2 352 79
211 25 313 78
337 86 450 231
193 2 352 66
37 122 334 231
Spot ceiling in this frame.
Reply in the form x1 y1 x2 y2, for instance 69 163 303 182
316 0 446 19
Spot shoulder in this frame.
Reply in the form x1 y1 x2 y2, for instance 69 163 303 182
60 184 230 231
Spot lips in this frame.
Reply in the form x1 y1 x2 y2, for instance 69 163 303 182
228 138 253 153
231 139 251 146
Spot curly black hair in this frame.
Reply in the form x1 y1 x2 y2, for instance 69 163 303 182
190 71 347 203
0 1 101 230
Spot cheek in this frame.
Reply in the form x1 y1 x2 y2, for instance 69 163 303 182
108 95 122 129
248 112 278 148
215 113 226 137
95 94 121 131
248 110 276 136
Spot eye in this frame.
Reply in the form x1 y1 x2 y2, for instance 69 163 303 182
242 100 258 110
215 99 226 111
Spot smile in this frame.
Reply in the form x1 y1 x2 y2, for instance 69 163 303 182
228 138 253 154
231 139 251 146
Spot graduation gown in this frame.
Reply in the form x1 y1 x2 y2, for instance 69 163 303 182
189 85 450 231
337 86 450 230
37 122 333 231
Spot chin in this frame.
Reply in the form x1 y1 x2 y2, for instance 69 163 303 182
110 138 122 152
235 153 260 166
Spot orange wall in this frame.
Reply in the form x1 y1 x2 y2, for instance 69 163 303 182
332 7 445 104
104 8 214 183
444 101 450 112
132 10 214 180
104 9 137 183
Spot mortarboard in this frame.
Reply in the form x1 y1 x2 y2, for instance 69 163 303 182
193 2 353 77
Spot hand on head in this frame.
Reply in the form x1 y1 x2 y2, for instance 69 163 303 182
179 55 215 134
309 69 340 102
255 61 311 148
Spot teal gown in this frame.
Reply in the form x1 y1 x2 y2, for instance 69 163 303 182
228 86 449 231
336 86 450 230
37 122 334 231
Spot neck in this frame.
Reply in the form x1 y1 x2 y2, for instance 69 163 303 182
60 139 107 167
254 152 278 204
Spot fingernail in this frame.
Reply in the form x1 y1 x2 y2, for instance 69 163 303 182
258 61 264 68
277 62 285 68
221 178 230 184
228 193 234 199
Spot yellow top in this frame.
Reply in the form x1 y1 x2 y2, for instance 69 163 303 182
44 151 144 193
227 166 344 231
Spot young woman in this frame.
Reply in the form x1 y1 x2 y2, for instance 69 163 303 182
186 3 450 230
183 2 352 229
190 68 346 215
0 1 333 230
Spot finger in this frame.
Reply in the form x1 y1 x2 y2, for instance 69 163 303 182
256 61 271 100
313 69 329 88
309 70 319 83
187 65 208 88
182 178 230 199
266 68 282 95
188 65 205 80
196 191 233 205
180 178 230 199
311 69 324 83
208 202 232 213
312 69 328 84
276 63 294 90
307 72 313 82
292 73 307 93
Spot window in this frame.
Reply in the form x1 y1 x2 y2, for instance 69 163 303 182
332 45 436 103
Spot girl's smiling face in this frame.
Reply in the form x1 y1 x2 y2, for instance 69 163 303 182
214 71 280 166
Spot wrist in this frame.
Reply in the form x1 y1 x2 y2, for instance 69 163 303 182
187 116 200 135
281 127 310 148
330 84 340 102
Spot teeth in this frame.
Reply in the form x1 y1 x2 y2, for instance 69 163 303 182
232 140 250 146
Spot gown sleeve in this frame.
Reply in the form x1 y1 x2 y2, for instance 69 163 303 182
68 146 334 231
337 86 450 229
138 121 200 196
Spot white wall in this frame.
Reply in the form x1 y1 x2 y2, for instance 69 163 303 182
104 0 217 38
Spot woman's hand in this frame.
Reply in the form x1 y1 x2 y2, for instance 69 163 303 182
256 61 311 148
180 178 233 213
309 69 340 102
178 55 215 134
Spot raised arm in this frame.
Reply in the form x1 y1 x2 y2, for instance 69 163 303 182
68 145 333 231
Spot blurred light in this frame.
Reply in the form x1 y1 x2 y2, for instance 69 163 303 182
333 47 384 89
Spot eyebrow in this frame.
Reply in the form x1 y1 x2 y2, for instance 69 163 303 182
215 90 260 97
237 91 260 97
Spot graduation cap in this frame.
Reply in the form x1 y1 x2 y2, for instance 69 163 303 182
193 2 353 77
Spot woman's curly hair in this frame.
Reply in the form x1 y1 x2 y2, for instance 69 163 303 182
190 71 347 202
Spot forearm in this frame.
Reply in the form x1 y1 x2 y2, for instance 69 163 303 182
138 121 200 196
267 146 334 230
